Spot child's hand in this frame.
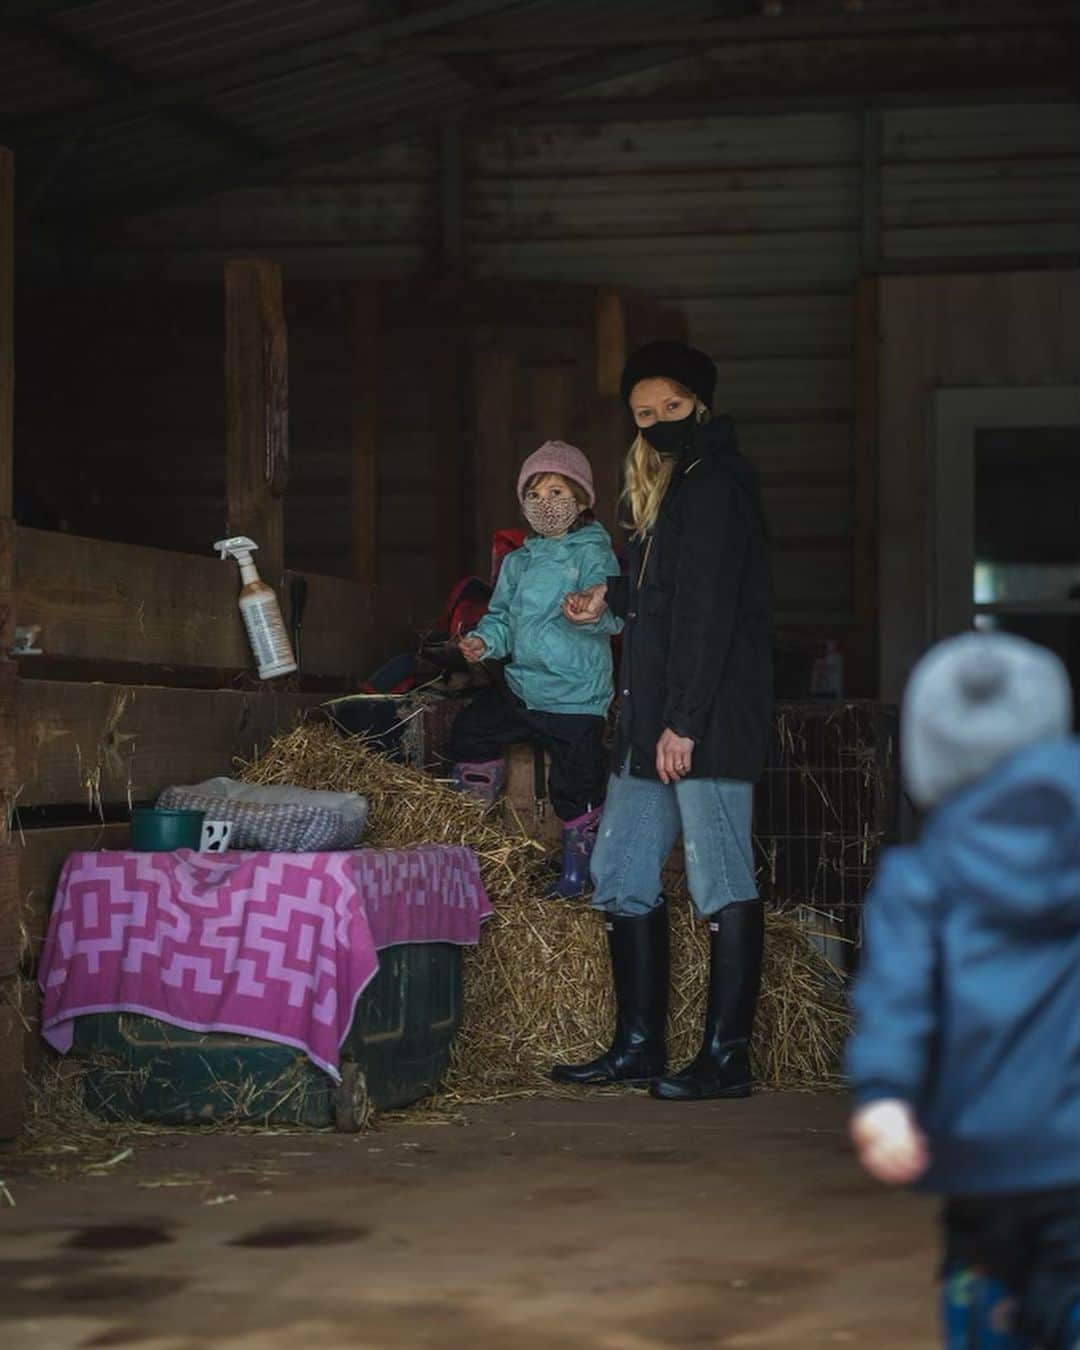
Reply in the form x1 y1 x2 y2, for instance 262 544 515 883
562 583 607 624
850 1099 929 1186
458 635 487 663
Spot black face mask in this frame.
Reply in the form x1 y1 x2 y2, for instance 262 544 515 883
642 412 696 457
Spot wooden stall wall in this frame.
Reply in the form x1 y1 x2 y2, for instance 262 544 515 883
0 144 20 1138
15 274 679 631
55 95 1077 672
876 270 1080 703
3 241 413 1138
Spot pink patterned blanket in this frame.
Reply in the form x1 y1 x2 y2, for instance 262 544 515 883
38 847 492 1079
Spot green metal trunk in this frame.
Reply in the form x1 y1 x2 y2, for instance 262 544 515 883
71 942 462 1130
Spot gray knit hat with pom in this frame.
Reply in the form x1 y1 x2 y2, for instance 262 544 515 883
902 633 1073 809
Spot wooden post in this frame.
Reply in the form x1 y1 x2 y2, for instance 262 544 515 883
529 363 575 444
595 288 627 399
431 317 464 598
0 147 20 1139
0 148 12 518
851 276 881 696
225 260 288 582
472 347 518 578
350 284 380 585
589 288 631 537
439 119 465 278
860 107 883 274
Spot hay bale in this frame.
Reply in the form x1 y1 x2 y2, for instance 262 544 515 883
240 725 848 1097
442 890 847 1098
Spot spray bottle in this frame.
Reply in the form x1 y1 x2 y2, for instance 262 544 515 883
214 536 298 680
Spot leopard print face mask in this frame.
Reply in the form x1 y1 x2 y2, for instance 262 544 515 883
522 494 582 537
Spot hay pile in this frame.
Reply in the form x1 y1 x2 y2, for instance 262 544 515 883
241 725 848 1097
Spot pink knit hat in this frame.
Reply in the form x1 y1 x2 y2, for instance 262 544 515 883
516 441 595 507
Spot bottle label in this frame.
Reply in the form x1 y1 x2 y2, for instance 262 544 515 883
242 599 296 677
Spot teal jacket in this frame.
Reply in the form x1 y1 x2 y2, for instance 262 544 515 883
470 522 622 717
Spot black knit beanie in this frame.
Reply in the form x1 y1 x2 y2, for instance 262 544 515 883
619 340 718 411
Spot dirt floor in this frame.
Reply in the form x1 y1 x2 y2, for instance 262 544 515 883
0 1092 937 1349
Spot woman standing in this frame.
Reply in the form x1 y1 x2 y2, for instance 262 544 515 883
552 341 772 1101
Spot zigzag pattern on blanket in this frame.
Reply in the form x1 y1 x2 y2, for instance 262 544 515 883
39 847 492 1076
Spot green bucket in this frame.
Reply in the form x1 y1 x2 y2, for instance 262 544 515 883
130 806 205 852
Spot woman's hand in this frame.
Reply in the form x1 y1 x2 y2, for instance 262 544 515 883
457 635 487 664
655 728 694 784
562 582 607 625
850 1100 929 1187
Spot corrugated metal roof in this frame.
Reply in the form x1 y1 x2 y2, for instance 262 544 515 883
2 0 1057 218
207 56 473 147
0 29 105 119
59 0 380 80
1 0 715 213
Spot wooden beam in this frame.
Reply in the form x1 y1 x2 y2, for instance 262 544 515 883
391 5 1080 53
15 529 408 681
17 822 129 975
16 681 326 810
350 283 380 585
500 84 1079 126
225 260 288 583
472 348 518 579
0 147 11 519
17 528 247 671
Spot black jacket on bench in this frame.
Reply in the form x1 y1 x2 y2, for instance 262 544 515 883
607 416 773 783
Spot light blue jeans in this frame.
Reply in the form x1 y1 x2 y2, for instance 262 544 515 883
590 766 758 918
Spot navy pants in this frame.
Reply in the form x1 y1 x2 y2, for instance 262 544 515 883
943 1188 1080 1348
449 683 607 822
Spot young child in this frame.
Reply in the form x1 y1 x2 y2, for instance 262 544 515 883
451 440 621 898
846 633 1080 1349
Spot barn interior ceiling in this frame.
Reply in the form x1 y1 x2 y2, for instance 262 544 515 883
1 0 1077 222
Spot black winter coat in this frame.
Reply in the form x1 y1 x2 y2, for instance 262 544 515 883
607 416 773 783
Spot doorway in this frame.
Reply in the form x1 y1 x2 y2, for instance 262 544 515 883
933 386 1080 709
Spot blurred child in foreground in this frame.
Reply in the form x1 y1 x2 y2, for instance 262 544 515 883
847 633 1080 1349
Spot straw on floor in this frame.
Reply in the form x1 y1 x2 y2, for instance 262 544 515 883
240 724 849 1097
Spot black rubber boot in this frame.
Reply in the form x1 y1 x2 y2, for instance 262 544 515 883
551 903 669 1086
650 900 764 1101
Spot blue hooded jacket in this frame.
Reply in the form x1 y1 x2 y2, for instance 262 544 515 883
846 736 1080 1195
470 522 622 718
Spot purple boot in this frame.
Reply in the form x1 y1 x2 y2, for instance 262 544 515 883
450 759 506 809
547 806 602 900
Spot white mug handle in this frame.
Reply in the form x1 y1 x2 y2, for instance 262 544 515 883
200 820 233 853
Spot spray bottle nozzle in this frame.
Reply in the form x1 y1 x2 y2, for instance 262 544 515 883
213 535 259 562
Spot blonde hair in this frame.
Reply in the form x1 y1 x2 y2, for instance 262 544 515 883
620 385 710 535
622 433 676 537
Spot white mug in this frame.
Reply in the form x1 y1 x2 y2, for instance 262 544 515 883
200 819 234 853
